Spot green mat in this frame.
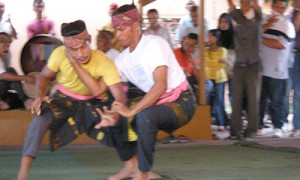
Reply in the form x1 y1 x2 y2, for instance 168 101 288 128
1 142 300 180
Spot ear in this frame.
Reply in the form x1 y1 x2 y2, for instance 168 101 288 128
133 21 140 30
87 35 92 43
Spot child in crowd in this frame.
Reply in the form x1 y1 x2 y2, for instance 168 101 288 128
205 29 228 131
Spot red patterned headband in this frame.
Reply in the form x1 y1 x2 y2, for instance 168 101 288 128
111 8 140 28
63 29 90 47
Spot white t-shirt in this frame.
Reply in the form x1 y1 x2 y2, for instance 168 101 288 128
143 25 173 49
106 48 120 61
175 15 210 42
0 14 18 37
114 35 186 93
0 58 6 74
262 14 296 79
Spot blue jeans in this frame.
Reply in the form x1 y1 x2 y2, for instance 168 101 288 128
209 80 227 126
0 68 28 104
293 53 300 130
260 76 287 129
283 68 293 124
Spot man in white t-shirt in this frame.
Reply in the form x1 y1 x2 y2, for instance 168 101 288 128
143 8 173 49
260 0 296 138
0 1 17 39
174 2 209 47
106 3 196 180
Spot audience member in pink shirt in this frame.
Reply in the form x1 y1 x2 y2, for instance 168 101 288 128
26 0 55 39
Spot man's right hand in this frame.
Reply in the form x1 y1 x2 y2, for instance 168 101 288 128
25 75 36 84
31 96 51 115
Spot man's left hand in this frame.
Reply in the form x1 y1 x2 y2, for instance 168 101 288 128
94 107 119 129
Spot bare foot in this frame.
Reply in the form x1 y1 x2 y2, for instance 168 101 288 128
24 99 33 110
132 171 148 180
148 171 161 179
17 171 28 180
0 100 9 110
108 155 138 180
132 171 161 180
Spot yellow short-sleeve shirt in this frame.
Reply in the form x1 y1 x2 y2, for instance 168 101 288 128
47 46 120 95
204 47 228 83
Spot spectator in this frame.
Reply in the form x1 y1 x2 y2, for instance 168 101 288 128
173 32 212 101
204 29 228 131
26 0 55 39
96 29 120 61
227 0 263 140
174 3 209 47
260 0 295 138
290 0 300 137
101 2 124 52
143 8 173 49
0 0 17 39
0 32 35 110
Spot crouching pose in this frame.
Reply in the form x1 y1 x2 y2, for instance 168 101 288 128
106 3 197 180
17 20 135 180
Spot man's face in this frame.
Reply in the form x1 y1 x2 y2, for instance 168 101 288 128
0 42 10 58
293 0 300 9
0 3 5 16
207 33 217 46
272 1 288 15
66 41 91 64
33 2 44 16
148 12 158 27
182 37 197 54
96 34 109 52
219 17 229 31
191 11 198 26
115 24 135 47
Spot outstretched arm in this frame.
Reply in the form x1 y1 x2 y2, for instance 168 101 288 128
227 0 235 13
94 82 127 129
253 0 260 11
0 72 35 83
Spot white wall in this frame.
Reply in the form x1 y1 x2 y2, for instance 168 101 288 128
3 0 240 74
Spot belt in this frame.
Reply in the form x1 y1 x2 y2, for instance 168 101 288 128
293 48 300 53
235 61 258 68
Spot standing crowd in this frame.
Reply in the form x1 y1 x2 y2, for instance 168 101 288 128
0 0 299 180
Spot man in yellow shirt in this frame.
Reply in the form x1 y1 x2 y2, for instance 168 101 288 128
17 20 129 180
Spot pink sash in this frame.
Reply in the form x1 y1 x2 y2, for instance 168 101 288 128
57 84 103 100
156 80 188 105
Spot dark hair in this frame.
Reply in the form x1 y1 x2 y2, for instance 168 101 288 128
61 20 86 37
187 33 198 41
0 32 12 43
272 0 288 4
97 30 114 41
147 9 158 15
209 29 220 38
190 5 198 13
112 3 136 16
33 0 44 5
218 13 235 49
209 29 221 46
